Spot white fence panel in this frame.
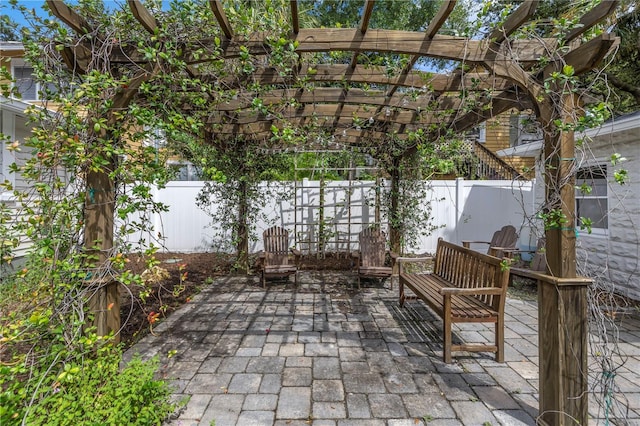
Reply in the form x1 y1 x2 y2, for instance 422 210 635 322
124 179 535 255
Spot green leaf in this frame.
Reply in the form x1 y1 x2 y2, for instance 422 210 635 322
562 65 574 76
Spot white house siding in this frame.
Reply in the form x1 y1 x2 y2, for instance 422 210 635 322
501 112 640 299
577 118 640 300
1 99 35 274
1 98 33 195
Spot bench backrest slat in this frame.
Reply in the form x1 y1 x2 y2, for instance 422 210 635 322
433 237 509 310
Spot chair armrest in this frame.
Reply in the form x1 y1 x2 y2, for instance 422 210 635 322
462 240 490 248
440 287 503 296
290 248 301 257
502 247 540 255
389 252 399 260
258 252 266 259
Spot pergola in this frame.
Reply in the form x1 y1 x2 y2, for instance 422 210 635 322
43 1 620 424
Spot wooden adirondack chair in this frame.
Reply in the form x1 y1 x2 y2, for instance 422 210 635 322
462 225 518 258
352 226 396 289
506 237 547 280
258 226 301 288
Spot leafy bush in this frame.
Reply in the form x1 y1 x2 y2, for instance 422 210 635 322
1 343 175 426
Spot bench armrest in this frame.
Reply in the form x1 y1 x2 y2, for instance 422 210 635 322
290 248 301 257
440 287 503 296
397 256 433 274
396 256 433 264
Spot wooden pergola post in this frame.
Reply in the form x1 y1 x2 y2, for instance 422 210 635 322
538 94 591 426
237 178 250 274
388 156 402 255
84 166 119 343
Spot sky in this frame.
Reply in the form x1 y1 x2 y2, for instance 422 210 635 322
3 1 52 29
2 1 129 32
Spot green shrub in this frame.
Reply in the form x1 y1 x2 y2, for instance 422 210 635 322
1 344 175 426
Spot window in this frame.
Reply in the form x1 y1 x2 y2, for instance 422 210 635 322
13 65 38 100
576 165 608 231
168 162 202 181
468 123 486 143
144 127 167 150
12 62 56 101
509 114 542 147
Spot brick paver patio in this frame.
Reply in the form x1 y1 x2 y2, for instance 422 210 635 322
123 272 640 425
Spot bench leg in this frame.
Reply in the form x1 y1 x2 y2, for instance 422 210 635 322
443 296 452 363
495 316 504 363
399 280 405 307
262 271 266 288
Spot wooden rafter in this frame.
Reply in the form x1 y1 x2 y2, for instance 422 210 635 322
565 0 619 42
208 103 453 127
209 0 233 39
551 32 619 76
97 31 557 65
128 0 196 77
290 0 299 34
487 0 539 43
349 0 376 69
45 0 93 35
128 0 157 34
449 90 526 133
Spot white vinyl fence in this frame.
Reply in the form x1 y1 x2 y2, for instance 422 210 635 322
125 178 537 255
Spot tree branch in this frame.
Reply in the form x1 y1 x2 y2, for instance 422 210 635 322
606 72 640 104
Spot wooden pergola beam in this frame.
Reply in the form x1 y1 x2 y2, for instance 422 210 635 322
213 87 451 112
45 0 93 35
98 32 557 65
449 90 526 133
425 0 457 38
565 0 619 42
218 65 511 91
209 0 233 39
208 101 460 127
128 0 196 76
488 0 539 43
209 120 413 143
128 0 158 34
554 32 619 76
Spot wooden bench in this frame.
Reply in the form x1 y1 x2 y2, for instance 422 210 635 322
398 238 511 363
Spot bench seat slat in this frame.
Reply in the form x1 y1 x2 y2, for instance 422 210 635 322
402 274 498 320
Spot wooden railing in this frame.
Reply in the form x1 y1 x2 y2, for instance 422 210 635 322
472 141 524 180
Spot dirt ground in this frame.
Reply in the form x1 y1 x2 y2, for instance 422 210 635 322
120 252 353 348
